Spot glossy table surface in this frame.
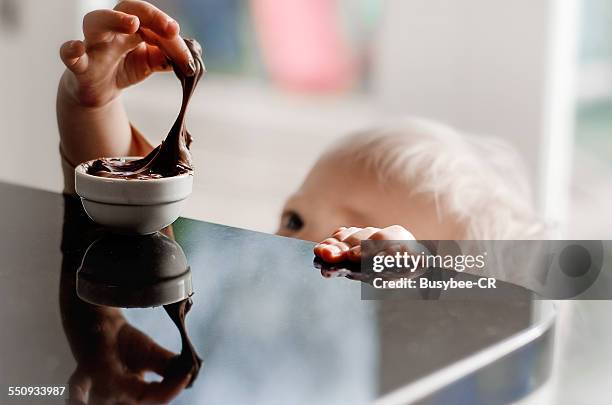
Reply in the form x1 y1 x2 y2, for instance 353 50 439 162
0 182 537 404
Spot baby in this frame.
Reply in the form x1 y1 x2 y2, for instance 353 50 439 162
277 120 545 262
58 2 541 263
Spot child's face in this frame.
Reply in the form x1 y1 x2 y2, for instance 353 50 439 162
276 156 465 242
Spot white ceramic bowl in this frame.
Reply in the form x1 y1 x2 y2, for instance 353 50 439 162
75 157 193 234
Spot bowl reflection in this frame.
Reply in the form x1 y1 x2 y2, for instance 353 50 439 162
77 232 192 307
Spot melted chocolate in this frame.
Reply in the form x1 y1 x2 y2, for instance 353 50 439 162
87 39 204 180
163 298 202 387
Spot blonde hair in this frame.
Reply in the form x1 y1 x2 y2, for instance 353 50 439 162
324 117 545 239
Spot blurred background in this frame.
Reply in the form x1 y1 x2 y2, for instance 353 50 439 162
0 0 610 237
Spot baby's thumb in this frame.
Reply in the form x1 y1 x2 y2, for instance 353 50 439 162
60 40 88 74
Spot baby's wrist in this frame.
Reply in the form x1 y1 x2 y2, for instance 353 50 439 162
58 70 118 110
58 71 93 110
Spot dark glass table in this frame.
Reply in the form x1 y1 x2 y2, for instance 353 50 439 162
0 182 552 404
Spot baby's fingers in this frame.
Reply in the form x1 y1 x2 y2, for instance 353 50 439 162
139 28 196 76
343 227 380 246
314 225 414 264
371 225 415 241
314 238 351 263
115 0 178 39
116 44 171 88
60 40 88 74
115 1 195 76
83 9 139 43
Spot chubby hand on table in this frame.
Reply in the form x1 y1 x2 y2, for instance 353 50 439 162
314 225 415 263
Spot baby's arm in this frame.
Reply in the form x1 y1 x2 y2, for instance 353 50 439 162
314 225 414 263
57 0 197 167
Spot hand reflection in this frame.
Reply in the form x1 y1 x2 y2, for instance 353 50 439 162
65 305 192 405
313 257 424 283
313 257 369 282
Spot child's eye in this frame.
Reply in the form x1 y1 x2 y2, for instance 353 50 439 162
282 211 304 232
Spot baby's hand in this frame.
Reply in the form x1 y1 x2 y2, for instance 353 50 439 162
314 225 414 263
59 0 196 108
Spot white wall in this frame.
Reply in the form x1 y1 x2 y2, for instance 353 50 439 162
0 1 113 193
372 0 578 227
0 1 74 192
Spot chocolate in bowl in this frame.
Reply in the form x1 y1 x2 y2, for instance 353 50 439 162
75 160 194 234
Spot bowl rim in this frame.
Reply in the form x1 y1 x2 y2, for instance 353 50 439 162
75 156 193 183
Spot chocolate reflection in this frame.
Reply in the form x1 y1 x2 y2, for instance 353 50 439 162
60 196 202 403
